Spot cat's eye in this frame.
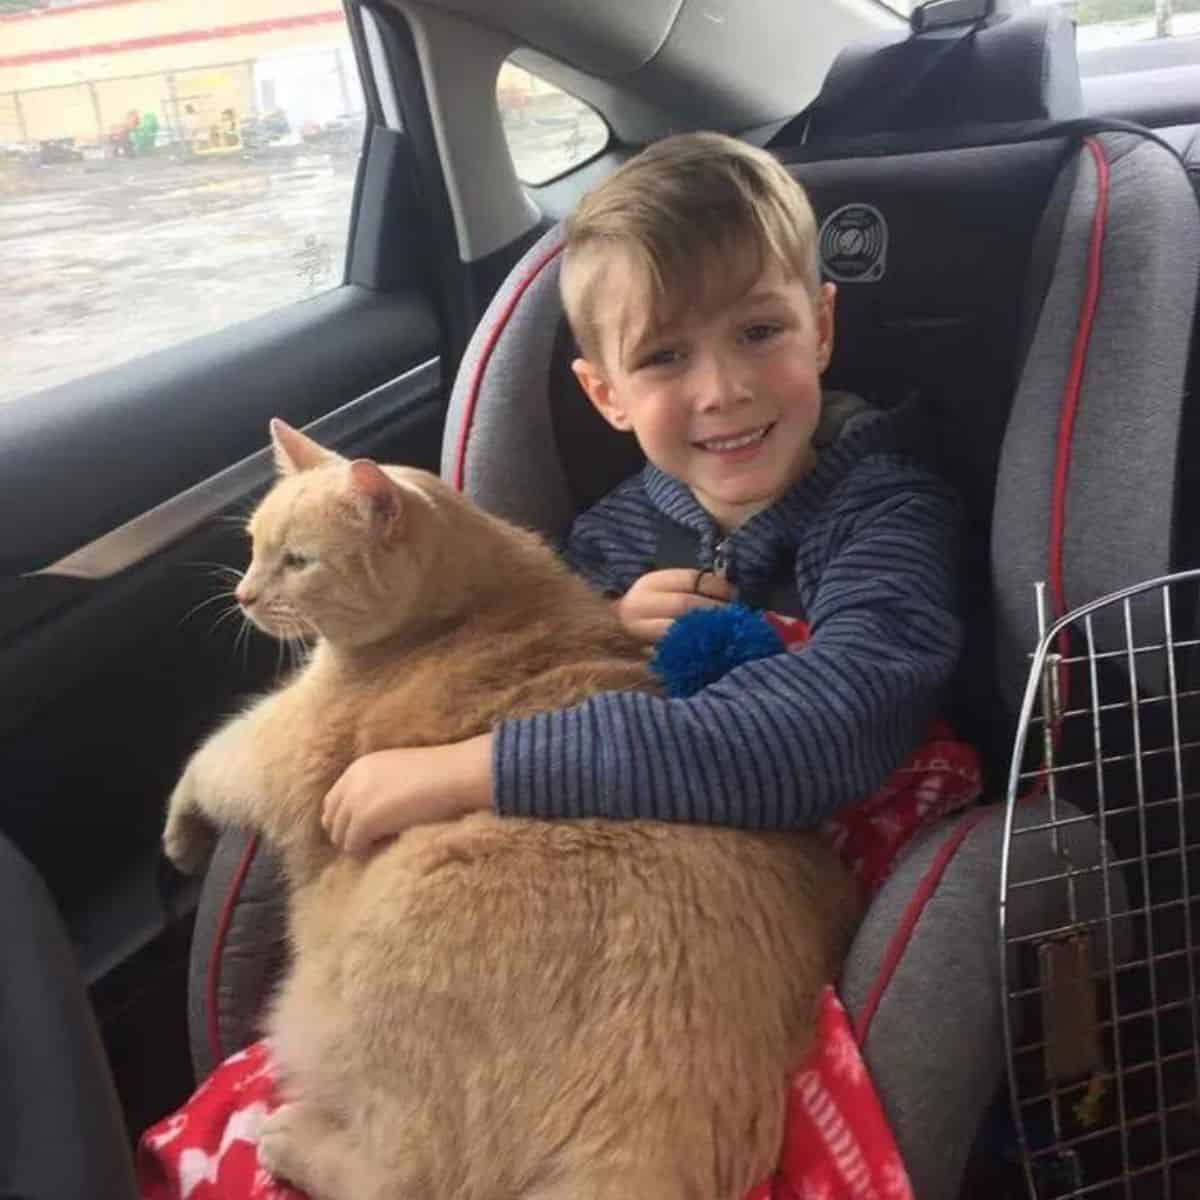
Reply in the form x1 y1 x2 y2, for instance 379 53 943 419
283 550 311 570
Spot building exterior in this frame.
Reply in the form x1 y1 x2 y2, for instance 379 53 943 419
0 0 365 151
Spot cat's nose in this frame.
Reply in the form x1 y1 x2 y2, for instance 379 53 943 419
235 582 258 608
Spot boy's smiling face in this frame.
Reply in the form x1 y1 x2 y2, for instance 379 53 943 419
572 254 836 533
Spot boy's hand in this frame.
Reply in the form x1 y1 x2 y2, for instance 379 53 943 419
322 733 493 856
616 568 735 644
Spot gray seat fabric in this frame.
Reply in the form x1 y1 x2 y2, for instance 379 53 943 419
445 225 575 536
185 128 1200 1200
0 832 137 1200
993 130 1200 711
806 6 1084 143
839 799 1127 1200
188 830 286 1081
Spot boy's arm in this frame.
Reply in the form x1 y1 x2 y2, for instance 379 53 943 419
493 466 964 830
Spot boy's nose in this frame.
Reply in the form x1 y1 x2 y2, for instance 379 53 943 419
695 354 749 412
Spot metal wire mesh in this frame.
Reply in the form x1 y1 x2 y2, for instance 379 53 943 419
1001 571 1200 1198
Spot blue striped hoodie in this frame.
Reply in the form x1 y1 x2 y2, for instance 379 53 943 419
492 398 964 830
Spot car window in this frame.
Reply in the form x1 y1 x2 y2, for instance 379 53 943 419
1033 0 1199 49
880 0 1199 49
0 0 370 403
496 61 608 186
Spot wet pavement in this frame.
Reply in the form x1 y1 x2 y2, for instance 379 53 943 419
0 106 598 403
1 146 361 402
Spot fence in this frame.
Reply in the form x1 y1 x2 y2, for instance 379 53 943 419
0 47 358 152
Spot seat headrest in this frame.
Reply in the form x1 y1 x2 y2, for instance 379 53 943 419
805 8 1083 143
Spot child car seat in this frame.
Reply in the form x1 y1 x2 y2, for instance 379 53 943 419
183 10 1200 1197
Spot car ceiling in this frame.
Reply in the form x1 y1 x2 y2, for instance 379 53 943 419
411 0 901 134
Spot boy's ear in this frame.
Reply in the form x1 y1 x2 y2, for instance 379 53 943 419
571 358 632 432
815 282 837 374
270 418 336 475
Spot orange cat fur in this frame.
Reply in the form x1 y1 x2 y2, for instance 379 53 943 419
163 419 861 1200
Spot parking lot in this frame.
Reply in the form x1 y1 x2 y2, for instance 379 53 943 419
0 142 362 403
1 94 603 405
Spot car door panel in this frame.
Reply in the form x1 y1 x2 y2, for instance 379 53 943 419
0 13 461 1001
0 286 440 578
0 353 445 967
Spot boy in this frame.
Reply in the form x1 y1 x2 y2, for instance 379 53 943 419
322 132 963 852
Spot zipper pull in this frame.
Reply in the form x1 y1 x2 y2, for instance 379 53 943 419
712 538 730 579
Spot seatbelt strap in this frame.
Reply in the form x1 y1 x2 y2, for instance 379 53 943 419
784 17 987 148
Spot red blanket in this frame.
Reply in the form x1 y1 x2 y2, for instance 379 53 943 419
139 985 915 1200
138 727 980 1200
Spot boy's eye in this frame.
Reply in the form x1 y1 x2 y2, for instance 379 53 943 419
637 347 684 370
744 323 781 344
282 550 311 570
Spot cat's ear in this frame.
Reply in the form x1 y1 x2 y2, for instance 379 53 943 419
270 419 334 475
346 459 403 541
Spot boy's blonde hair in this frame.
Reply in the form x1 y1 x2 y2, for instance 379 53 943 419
560 131 821 366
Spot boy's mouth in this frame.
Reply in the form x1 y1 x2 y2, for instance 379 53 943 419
694 424 774 453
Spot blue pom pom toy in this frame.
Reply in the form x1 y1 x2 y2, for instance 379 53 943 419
650 603 784 699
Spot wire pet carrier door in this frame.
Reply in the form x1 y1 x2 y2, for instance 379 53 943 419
1001 572 1200 1198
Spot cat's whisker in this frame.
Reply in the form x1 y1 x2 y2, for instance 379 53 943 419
283 633 302 677
232 615 255 668
179 589 237 628
229 617 242 651
188 559 244 577
204 567 245 585
208 603 244 638
187 562 247 590
265 606 315 640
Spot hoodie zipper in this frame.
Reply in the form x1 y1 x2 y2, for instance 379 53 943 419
712 538 730 579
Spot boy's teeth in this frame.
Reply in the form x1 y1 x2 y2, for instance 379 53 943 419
703 427 767 451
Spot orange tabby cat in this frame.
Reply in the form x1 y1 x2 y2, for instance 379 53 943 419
163 419 861 1200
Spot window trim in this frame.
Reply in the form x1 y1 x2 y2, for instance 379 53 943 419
29 356 441 582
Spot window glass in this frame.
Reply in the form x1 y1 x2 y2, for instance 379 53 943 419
497 61 608 186
1032 0 1200 49
0 0 369 402
877 0 1200 49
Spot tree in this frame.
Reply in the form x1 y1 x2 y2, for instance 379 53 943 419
1156 0 1174 36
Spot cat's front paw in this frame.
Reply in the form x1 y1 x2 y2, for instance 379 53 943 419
162 770 217 874
257 1103 309 1186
